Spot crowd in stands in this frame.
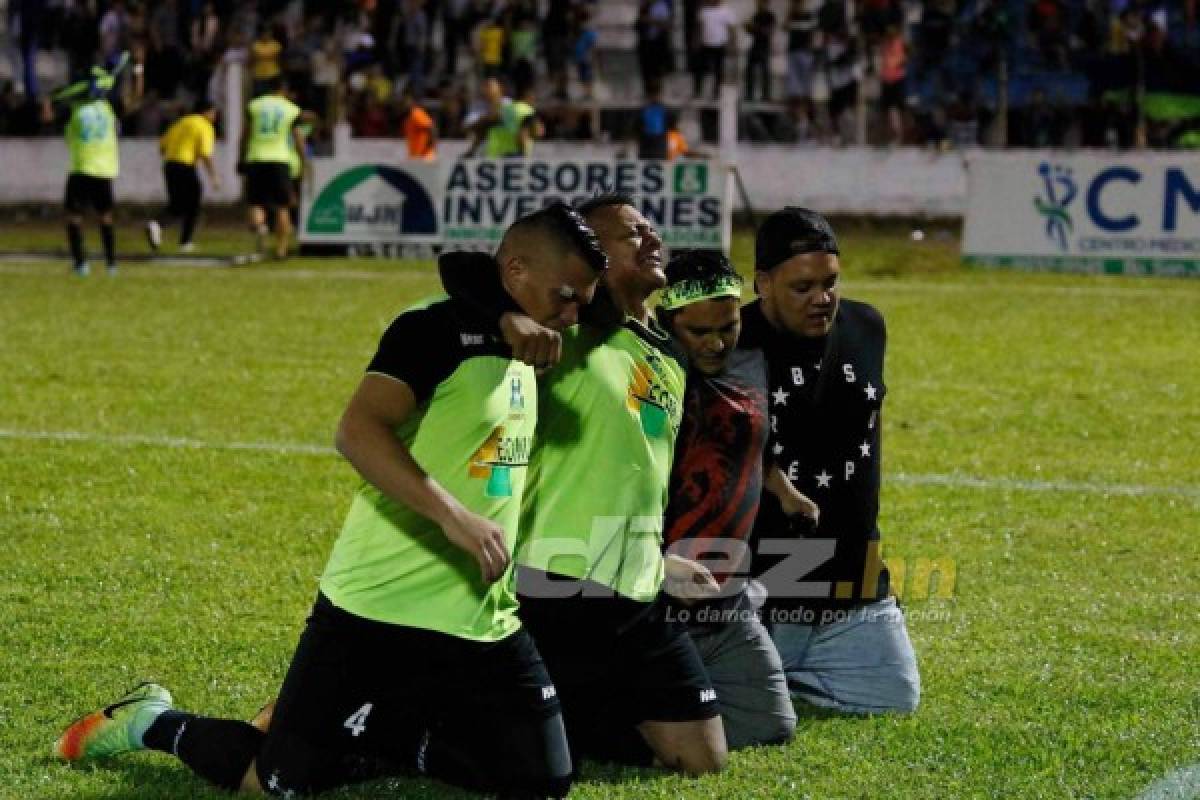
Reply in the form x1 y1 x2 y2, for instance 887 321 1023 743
2 0 1198 148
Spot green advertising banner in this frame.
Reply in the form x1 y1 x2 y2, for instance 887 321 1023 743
301 158 728 252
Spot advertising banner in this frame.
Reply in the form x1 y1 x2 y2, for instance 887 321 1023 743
963 152 1200 277
303 160 443 246
301 158 727 253
964 153 1200 278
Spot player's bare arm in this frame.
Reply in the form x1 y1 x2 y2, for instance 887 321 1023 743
336 373 510 583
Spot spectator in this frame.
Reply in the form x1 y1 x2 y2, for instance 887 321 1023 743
969 0 1010 73
10 0 44 98
859 0 902 50
190 2 222 88
667 110 693 158
464 75 509 155
282 17 317 110
694 0 738 100
818 0 849 38
401 0 429 98
352 91 390 137
915 0 955 97
365 63 393 105
0 80 20 134
824 28 860 144
1028 0 1069 69
251 24 284 98
1021 88 1066 146
573 6 598 100
437 81 469 139
745 0 778 101
510 14 540 96
635 81 670 158
543 0 573 99
442 0 472 77
99 0 130 66
147 0 185 99
946 91 979 147
477 14 507 78
637 0 675 96
878 22 907 143
399 83 437 159
785 0 819 124
309 24 341 120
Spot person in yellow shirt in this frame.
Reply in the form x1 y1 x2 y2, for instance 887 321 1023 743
477 17 506 78
147 99 220 253
250 25 283 97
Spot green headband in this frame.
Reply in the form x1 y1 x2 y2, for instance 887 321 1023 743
658 273 744 311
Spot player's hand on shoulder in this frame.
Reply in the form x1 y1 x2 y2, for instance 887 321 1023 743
499 312 562 373
441 505 511 584
664 554 722 606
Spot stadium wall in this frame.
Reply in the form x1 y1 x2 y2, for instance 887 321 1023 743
0 138 971 215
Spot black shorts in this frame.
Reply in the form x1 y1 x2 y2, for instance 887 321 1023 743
880 80 906 111
244 162 292 209
64 173 114 214
256 593 569 797
164 161 202 217
517 568 719 761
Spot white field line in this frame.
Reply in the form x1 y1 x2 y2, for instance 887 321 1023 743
2 427 1198 500
1133 765 1200 800
0 428 334 456
890 472 1200 500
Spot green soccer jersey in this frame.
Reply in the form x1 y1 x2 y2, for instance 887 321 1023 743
288 121 312 179
517 318 687 601
320 296 537 641
66 100 119 178
246 94 301 164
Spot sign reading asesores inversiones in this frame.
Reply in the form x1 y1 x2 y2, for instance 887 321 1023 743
442 160 723 249
302 158 726 251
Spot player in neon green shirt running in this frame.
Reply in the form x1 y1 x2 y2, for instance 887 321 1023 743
239 76 304 259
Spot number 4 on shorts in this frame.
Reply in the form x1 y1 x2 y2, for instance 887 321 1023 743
344 702 373 737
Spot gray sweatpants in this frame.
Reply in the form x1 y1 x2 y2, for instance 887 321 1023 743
687 613 797 750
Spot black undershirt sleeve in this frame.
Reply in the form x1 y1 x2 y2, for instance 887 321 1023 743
366 306 461 406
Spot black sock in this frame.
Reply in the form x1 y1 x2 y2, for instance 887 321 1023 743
100 224 115 266
143 711 265 791
66 223 84 266
181 213 197 245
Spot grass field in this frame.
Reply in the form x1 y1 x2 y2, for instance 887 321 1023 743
1 222 1198 800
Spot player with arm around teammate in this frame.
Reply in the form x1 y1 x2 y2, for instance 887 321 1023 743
54 204 608 798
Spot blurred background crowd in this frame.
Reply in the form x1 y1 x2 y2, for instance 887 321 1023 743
3 0 1198 149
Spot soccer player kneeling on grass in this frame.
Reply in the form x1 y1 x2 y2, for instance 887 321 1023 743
54 203 607 798
656 250 819 749
147 98 221 254
441 195 728 775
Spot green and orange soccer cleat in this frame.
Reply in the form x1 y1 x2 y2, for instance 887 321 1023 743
54 682 173 761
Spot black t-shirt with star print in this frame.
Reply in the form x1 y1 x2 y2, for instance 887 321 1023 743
740 297 891 615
